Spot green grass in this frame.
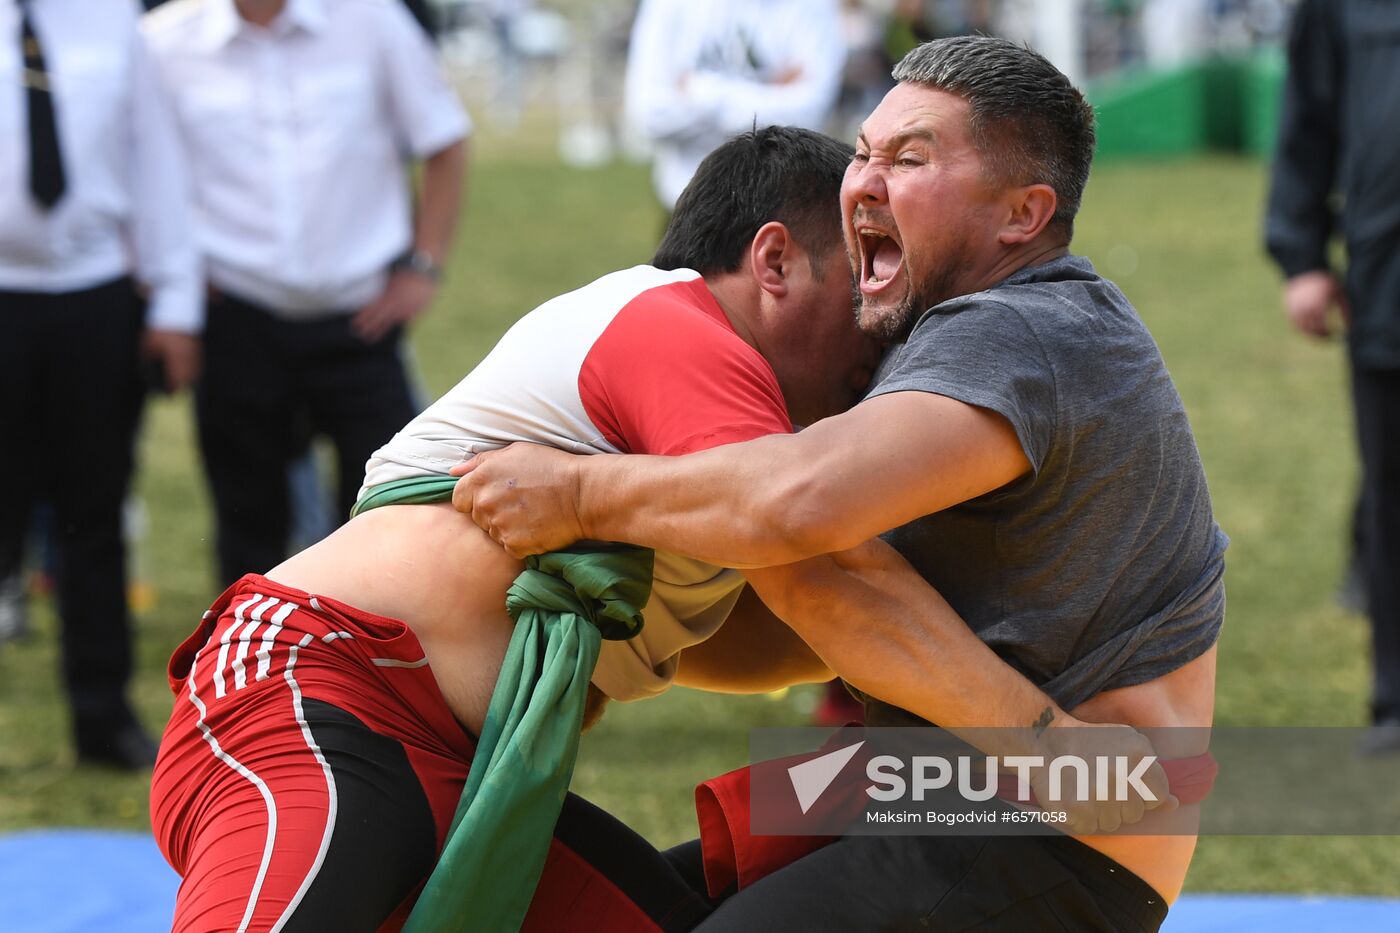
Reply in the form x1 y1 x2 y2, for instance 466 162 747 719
2 149 1395 896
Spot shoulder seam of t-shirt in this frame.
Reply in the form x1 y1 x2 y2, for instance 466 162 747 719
878 295 1061 473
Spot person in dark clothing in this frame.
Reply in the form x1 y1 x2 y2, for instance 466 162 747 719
1 0 200 770
1264 0 1400 754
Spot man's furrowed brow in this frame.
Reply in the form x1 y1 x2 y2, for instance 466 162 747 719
857 125 939 151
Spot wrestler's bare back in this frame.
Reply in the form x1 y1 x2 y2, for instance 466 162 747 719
268 503 520 737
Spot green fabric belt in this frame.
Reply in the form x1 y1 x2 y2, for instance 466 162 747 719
352 476 654 932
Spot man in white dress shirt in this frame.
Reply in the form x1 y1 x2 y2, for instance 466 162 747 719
624 0 847 212
143 0 469 589
0 0 201 769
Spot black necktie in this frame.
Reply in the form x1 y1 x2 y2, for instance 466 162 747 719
19 0 66 209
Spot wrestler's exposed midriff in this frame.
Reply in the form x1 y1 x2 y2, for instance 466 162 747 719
266 502 522 737
1068 645 1217 904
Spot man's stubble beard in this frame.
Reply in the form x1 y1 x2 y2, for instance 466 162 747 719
852 274 916 344
850 248 966 344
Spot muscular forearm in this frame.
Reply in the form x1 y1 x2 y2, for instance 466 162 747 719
414 140 467 262
573 392 1028 569
743 538 1177 834
576 433 831 569
455 392 1027 566
743 538 1069 757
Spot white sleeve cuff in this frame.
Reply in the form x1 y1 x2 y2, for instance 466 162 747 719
144 282 205 335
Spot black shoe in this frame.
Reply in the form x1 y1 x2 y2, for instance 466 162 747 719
1358 718 1400 757
76 722 159 771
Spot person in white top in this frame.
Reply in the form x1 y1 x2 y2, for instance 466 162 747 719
624 0 847 212
143 0 470 588
0 0 200 770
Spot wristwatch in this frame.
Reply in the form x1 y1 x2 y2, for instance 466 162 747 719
393 249 444 282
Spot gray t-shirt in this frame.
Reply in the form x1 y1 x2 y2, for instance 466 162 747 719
866 254 1227 715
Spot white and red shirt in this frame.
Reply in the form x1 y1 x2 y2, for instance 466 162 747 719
362 265 793 701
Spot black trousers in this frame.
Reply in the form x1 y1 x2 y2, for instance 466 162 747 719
691 832 1167 932
196 292 417 586
1352 365 1400 722
0 278 145 732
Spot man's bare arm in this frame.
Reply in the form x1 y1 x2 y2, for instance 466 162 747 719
413 139 468 264
352 139 468 342
681 541 1098 741
453 390 1029 566
666 538 1175 832
743 539 1061 736
743 539 1175 832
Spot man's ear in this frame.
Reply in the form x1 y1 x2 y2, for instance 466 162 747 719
998 184 1058 245
749 221 794 298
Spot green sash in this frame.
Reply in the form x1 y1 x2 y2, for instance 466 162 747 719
352 476 654 932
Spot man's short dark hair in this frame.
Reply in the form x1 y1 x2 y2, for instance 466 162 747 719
653 126 854 276
892 36 1096 239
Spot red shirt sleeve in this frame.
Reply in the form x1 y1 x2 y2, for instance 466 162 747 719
578 278 793 456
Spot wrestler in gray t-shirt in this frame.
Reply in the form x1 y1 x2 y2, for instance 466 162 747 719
865 254 1227 717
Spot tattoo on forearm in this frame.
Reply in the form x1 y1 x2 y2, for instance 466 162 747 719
1032 706 1054 736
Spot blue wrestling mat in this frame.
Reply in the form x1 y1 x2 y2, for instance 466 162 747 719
1161 893 1400 930
0 830 178 932
2 829 1398 932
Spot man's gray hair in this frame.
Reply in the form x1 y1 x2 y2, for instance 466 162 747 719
893 36 1096 239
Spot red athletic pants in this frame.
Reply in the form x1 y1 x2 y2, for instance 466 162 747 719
151 575 710 932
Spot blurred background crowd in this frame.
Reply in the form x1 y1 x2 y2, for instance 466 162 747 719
424 0 1297 167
